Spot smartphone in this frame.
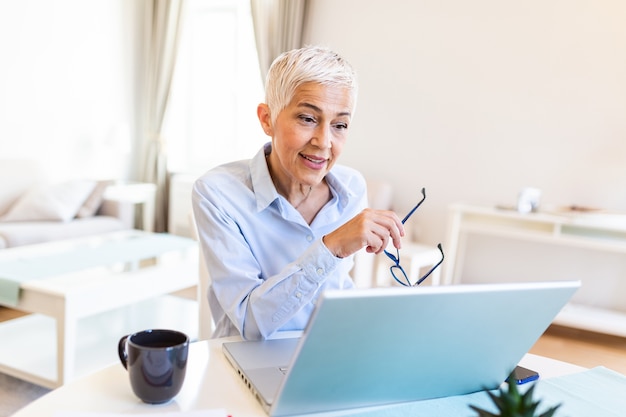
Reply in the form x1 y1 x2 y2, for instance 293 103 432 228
509 365 539 385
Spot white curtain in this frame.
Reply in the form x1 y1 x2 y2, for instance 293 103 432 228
139 0 185 232
250 0 308 81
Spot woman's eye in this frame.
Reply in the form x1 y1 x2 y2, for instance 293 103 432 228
299 115 316 124
334 122 348 130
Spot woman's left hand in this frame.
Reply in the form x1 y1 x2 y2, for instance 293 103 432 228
322 208 405 258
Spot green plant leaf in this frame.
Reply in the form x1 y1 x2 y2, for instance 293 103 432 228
469 376 563 417
538 404 562 417
468 404 501 417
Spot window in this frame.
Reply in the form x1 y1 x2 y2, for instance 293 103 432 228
164 0 265 176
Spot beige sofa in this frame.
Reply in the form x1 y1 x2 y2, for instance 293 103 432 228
0 159 142 249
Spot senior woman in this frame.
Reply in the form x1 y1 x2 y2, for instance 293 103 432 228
192 46 404 340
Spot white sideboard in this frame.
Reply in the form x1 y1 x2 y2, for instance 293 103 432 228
444 203 626 337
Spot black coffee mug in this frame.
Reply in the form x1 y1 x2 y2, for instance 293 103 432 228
118 329 189 404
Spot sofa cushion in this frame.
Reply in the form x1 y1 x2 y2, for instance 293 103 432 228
76 180 112 218
1 180 97 223
0 159 43 217
0 216 127 249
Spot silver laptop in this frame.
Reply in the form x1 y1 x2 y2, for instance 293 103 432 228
223 281 580 416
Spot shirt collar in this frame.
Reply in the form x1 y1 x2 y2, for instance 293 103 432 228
325 170 357 210
250 143 279 212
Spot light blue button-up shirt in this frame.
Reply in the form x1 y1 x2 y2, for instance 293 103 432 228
192 143 368 340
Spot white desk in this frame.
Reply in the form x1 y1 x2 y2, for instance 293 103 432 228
10 338 585 417
444 204 626 337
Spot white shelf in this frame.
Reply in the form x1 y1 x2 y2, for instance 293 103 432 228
460 222 626 254
555 303 626 338
445 204 626 337
0 295 198 388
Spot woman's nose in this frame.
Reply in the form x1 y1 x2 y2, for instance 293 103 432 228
312 125 332 149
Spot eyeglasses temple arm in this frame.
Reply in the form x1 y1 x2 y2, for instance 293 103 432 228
401 187 426 224
414 243 444 286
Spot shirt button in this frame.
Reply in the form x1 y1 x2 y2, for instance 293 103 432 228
295 292 302 299
306 235 313 242
316 268 324 275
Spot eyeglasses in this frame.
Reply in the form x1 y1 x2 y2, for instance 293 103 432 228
383 188 445 287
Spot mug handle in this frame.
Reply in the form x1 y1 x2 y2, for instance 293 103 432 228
118 335 129 370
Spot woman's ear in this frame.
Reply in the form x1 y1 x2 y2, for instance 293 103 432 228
257 103 273 137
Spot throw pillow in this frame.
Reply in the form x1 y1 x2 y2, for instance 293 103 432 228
1 180 97 222
76 180 112 218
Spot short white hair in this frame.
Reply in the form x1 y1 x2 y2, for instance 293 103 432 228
264 45 358 123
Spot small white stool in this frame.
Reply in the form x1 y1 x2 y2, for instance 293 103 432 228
375 242 443 287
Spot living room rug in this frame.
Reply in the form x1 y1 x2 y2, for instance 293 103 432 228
0 372 50 417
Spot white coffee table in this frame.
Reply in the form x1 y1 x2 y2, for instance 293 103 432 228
0 230 199 388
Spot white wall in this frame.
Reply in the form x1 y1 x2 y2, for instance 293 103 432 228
0 0 138 182
303 0 626 247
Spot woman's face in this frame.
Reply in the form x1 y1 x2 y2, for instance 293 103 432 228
259 82 354 190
